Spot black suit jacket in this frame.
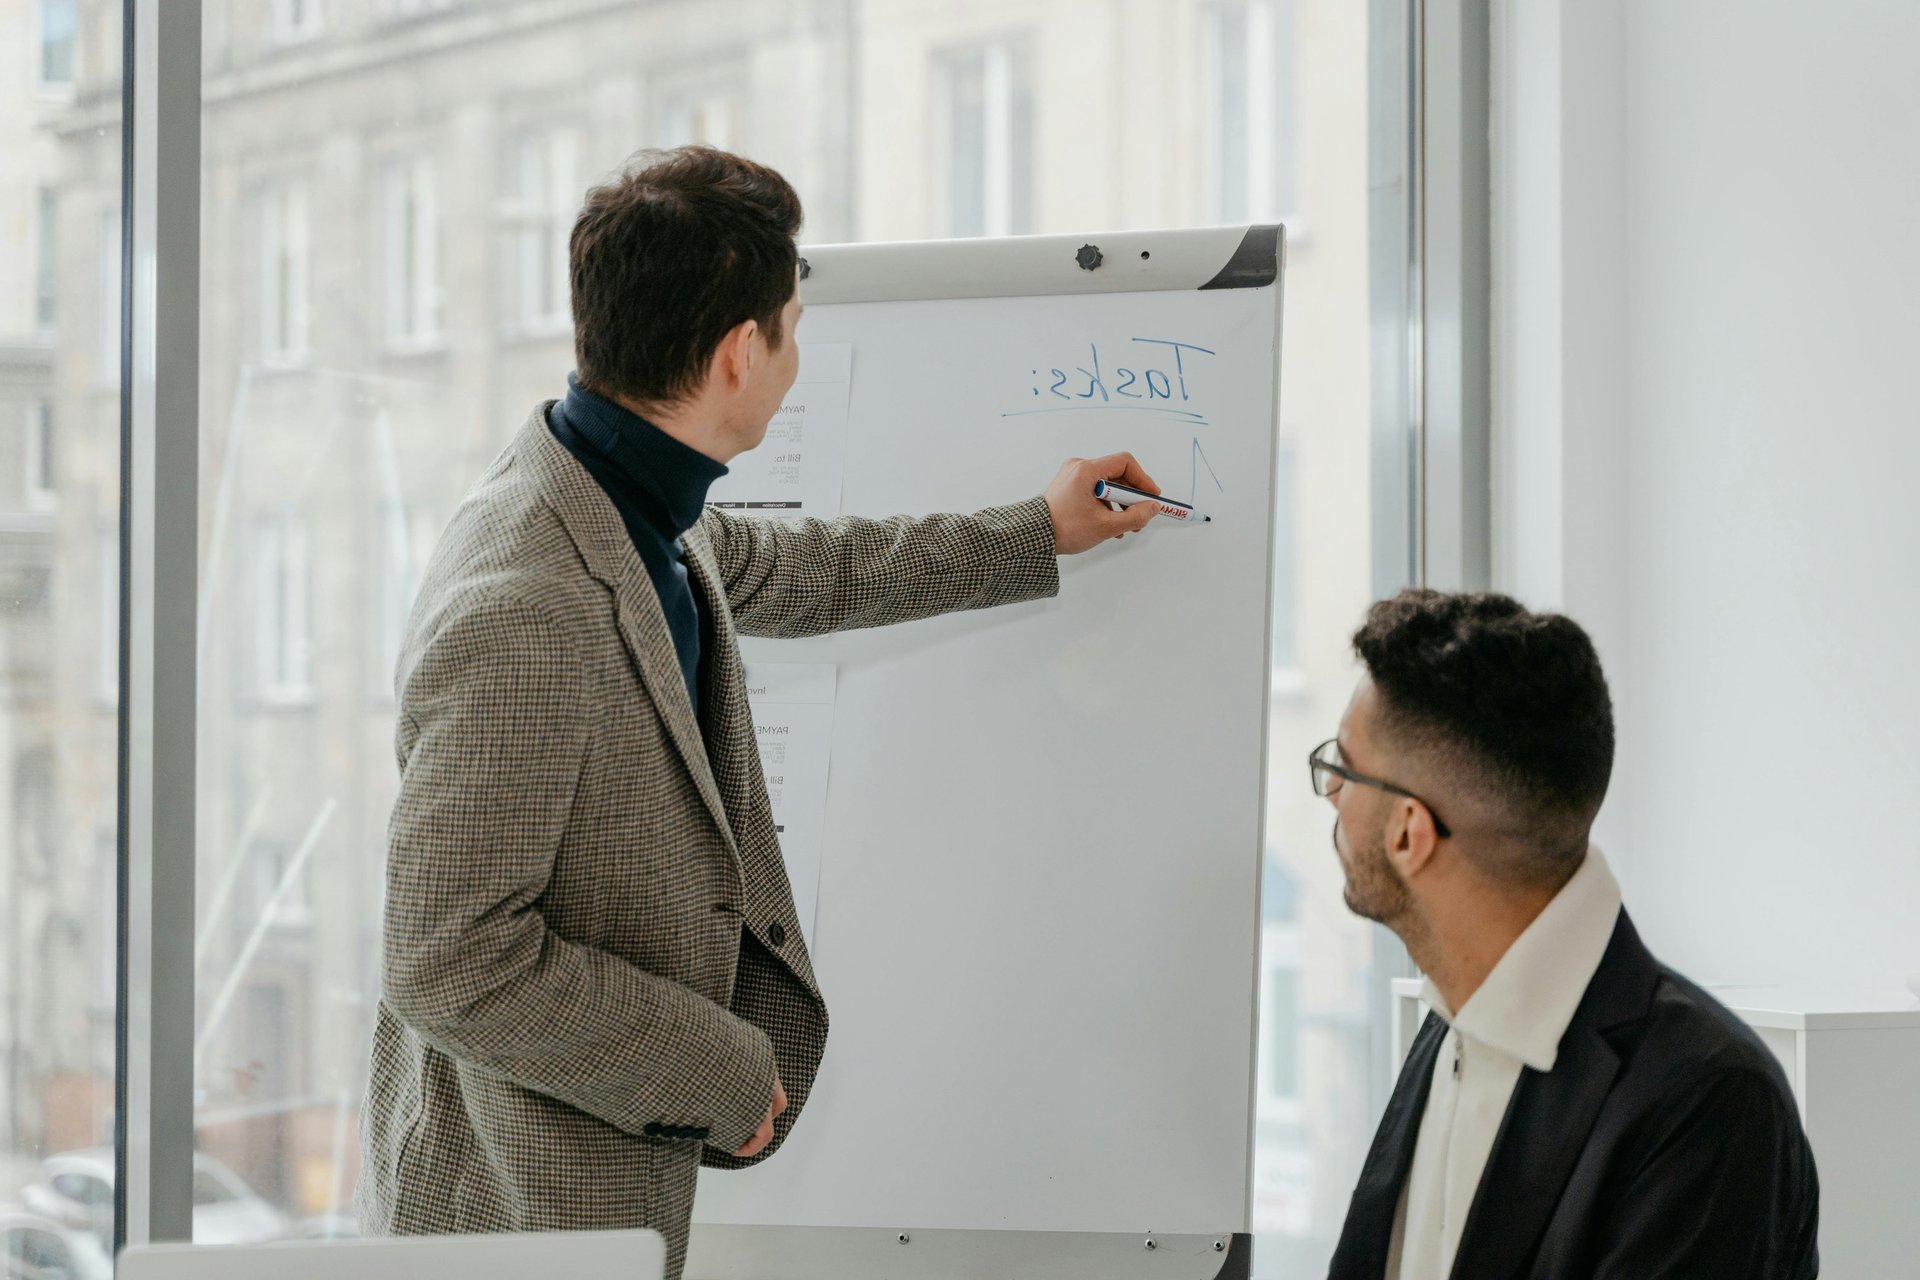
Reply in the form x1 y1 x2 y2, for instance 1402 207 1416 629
1330 911 1819 1279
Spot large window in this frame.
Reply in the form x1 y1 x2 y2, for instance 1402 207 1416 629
9 1 1424 1271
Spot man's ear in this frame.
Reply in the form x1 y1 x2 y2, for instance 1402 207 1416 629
1386 798 1440 878
713 317 758 391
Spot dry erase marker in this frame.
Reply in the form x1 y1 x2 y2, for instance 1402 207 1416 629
1093 479 1212 524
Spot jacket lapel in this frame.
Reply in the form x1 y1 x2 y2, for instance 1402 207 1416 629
1447 912 1661 1280
1329 1012 1449 1279
610 558 736 851
514 408 736 854
680 526 824 1000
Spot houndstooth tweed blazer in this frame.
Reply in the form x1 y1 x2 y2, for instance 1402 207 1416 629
355 405 1060 1276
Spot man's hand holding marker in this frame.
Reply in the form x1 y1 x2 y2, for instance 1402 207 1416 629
1045 454 1160 553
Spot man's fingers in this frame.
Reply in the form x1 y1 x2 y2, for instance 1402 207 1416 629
1104 498 1160 539
730 1072 785 1157
733 1115 775 1159
1083 451 1159 495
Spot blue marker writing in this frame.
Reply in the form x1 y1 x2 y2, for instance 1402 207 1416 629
1093 479 1213 525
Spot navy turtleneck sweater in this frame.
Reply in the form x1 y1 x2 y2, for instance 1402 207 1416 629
547 373 728 720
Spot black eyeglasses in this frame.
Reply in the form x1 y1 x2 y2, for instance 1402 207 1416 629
1307 738 1452 839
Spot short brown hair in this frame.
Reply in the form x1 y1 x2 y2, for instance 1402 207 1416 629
569 146 802 405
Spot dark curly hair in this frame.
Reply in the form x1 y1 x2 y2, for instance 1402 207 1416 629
1354 590 1614 878
570 146 802 406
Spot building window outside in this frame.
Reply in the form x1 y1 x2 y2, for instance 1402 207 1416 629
1207 0 1297 224
382 158 441 349
39 0 76 90
98 208 120 386
248 840 314 927
251 511 314 704
96 839 117 1010
940 41 1031 238
1264 963 1301 1101
377 502 435 693
1254 912 1311 1236
506 127 579 333
270 0 324 45
660 89 735 149
37 188 58 331
257 181 312 366
25 402 57 510
1271 439 1299 684
98 528 118 703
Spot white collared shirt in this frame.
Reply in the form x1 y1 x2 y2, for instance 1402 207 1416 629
1386 846 1623 1280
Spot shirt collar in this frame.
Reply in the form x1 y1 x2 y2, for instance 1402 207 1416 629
558 372 728 536
1421 845 1623 1073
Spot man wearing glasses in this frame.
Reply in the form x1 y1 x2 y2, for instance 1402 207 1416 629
1316 590 1818 1280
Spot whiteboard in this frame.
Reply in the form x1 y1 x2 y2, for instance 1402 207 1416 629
693 227 1283 1240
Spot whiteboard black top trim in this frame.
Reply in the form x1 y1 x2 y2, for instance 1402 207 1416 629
795 225 1286 306
1199 226 1283 291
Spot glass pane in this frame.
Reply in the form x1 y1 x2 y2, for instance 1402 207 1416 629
2 0 124 1259
189 1 1402 1271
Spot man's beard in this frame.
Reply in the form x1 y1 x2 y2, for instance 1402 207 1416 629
1335 816 1412 926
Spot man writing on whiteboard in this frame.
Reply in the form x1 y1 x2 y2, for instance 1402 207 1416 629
354 146 1159 1276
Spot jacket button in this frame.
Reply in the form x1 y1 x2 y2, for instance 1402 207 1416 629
643 1122 663 1138
768 921 787 947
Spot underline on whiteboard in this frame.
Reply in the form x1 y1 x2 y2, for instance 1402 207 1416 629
999 406 1209 423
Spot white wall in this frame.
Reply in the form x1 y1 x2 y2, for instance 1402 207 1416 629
1495 0 1920 989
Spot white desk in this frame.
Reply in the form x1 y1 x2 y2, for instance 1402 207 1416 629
1391 978 1920 1278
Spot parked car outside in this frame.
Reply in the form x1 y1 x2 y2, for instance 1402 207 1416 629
19 1149 285 1251
0 1212 113 1280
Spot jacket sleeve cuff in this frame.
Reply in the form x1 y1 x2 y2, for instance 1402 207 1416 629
694 1020 780 1154
976 495 1061 602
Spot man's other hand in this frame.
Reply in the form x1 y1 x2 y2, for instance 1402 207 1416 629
1044 453 1161 554
732 1071 788 1158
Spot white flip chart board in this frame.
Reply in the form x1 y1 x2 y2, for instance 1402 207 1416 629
692 226 1284 1253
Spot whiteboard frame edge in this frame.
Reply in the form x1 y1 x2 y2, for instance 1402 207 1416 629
1239 229 1289 1233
